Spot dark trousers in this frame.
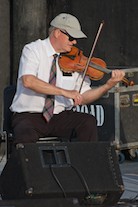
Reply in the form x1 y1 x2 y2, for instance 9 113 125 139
12 110 98 143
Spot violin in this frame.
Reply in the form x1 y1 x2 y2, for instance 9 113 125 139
59 46 134 87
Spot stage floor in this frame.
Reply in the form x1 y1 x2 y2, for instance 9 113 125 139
0 156 138 206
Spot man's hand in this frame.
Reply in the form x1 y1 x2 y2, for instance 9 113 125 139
106 70 125 88
62 90 82 106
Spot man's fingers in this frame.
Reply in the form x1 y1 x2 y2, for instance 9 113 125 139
73 92 82 106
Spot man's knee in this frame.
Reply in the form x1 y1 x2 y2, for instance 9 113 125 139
13 121 39 143
83 114 97 129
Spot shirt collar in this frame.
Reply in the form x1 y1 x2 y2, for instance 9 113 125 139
45 37 59 57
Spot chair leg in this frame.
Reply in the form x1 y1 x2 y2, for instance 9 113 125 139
4 132 8 161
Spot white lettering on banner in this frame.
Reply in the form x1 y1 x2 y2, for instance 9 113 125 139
90 105 95 117
75 105 104 126
95 105 104 126
80 105 89 113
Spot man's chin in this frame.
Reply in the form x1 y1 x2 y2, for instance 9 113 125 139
67 46 73 52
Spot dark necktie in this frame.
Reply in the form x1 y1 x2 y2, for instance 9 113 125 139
43 54 58 122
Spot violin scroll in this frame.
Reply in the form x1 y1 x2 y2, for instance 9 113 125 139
122 78 134 86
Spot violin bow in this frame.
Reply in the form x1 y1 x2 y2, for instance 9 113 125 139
79 21 104 93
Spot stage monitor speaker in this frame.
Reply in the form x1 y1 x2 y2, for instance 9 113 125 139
0 198 80 207
0 142 124 206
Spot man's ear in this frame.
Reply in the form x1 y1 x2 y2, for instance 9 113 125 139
54 29 60 39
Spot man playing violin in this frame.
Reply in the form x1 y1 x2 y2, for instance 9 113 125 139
10 13 125 143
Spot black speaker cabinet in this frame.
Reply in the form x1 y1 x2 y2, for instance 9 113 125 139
0 142 124 206
0 198 80 207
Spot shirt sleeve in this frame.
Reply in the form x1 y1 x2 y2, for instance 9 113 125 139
75 72 91 94
18 42 40 79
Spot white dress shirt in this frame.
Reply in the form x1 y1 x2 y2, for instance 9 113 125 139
10 38 91 114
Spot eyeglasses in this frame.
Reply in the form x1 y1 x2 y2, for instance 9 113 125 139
60 30 76 42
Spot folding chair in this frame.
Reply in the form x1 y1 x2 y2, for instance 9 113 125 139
0 85 16 160
0 85 63 160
